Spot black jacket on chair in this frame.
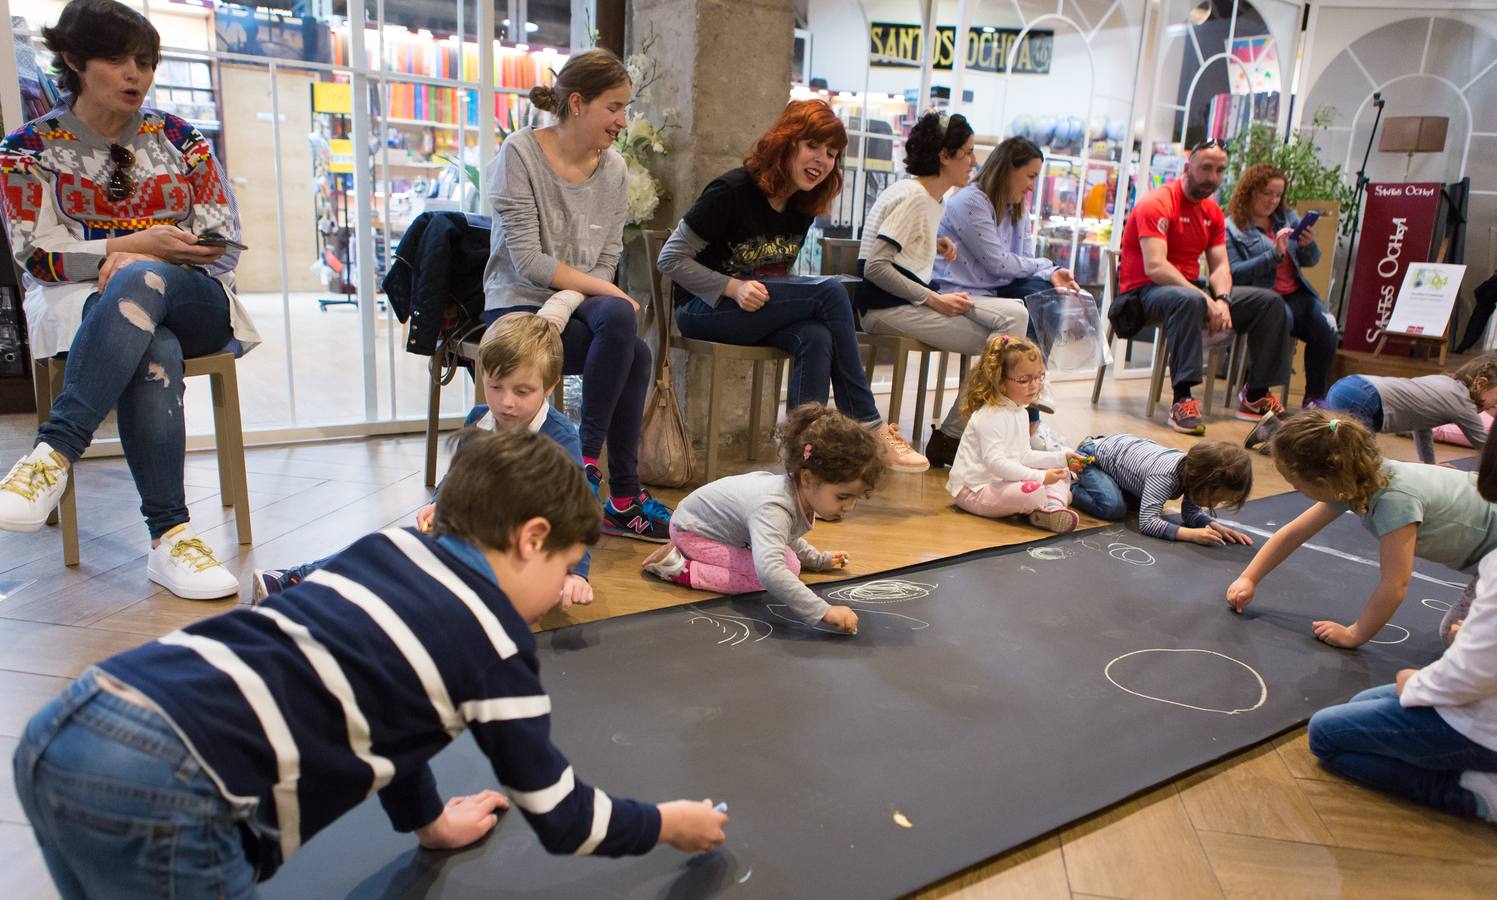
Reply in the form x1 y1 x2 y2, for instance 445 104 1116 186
384 211 491 356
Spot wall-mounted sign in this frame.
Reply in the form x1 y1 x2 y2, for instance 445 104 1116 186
869 23 1053 75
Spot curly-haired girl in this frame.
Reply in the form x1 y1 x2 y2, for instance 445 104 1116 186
642 404 885 634
945 336 1081 532
1228 410 1497 648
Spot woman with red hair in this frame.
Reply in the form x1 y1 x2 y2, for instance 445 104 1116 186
657 99 927 471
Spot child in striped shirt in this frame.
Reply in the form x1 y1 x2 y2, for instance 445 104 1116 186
1071 434 1255 545
12 430 728 897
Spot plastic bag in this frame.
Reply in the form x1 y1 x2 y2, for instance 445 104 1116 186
1023 288 1107 374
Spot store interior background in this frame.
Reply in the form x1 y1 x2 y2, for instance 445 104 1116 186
2 0 1496 452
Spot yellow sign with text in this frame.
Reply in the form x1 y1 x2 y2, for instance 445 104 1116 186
869 23 1053 74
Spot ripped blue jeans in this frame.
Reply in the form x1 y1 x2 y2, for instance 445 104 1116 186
38 262 232 539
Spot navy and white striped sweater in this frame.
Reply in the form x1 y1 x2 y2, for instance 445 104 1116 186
98 528 658 879
1087 434 1213 541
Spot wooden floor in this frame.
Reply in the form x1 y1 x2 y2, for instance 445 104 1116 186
1 374 1495 899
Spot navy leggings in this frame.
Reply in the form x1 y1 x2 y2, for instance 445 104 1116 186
484 296 650 499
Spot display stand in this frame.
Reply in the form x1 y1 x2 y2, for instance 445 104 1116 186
1370 330 1447 366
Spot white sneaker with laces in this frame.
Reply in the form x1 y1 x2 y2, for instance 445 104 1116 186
874 423 930 473
642 543 688 582
147 524 239 600
0 442 70 533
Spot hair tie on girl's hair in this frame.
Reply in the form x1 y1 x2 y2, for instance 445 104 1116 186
802 443 813 461
998 335 1011 345
1327 418 1341 433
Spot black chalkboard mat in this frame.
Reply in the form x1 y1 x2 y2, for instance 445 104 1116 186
262 491 1459 899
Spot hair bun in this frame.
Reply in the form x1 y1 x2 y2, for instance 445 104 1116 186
529 84 557 112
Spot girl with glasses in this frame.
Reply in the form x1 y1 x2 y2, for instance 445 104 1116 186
0 0 259 600
944 335 1083 533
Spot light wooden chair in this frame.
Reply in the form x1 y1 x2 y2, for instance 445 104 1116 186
32 351 252 566
642 228 789 484
1091 247 1243 417
819 237 970 442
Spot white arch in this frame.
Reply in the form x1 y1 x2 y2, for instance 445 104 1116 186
1342 72 1474 182
1178 51 1259 144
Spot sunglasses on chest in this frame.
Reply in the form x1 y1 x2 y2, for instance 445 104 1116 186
106 143 135 202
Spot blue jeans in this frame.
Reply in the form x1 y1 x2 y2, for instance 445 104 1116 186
39 261 233 538
1282 289 1338 400
486 295 650 499
13 670 259 899
1131 283 1291 394
675 276 881 424
1324 374 1384 430
1308 684 1497 818
1069 439 1127 520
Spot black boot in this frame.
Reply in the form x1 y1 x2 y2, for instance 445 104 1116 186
925 427 961 468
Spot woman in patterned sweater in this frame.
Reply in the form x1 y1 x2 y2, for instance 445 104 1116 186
0 0 260 599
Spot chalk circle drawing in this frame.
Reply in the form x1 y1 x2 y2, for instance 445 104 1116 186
685 606 773 646
1027 546 1073 561
826 579 937 604
1422 598 1453 614
1367 623 1410 645
1104 648 1267 715
765 604 930 632
1107 542 1155 566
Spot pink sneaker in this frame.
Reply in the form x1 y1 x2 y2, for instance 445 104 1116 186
1028 507 1080 534
874 423 930 473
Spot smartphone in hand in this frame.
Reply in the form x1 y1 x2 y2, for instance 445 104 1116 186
196 231 249 251
1287 210 1320 242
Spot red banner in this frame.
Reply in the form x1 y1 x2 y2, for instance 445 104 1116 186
1343 182 1442 352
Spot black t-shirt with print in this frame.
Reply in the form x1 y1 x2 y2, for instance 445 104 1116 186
675 166 813 306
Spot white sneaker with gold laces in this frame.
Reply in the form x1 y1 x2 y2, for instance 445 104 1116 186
0 442 70 533
874 423 930 473
147 524 239 600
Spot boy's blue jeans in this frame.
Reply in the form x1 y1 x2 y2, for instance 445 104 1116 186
1069 439 1127 521
38 261 233 538
1309 683 1497 818
1324 374 1385 431
12 670 259 899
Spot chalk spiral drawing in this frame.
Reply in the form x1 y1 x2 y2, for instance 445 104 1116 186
685 606 773 646
766 604 930 632
1104 648 1268 715
826 580 937 604
1422 598 1453 613
1367 623 1410 645
1027 546 1072 561
1107 542 1155 566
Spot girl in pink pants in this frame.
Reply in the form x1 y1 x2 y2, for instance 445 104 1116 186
642 404 886 635
944 335 1083 533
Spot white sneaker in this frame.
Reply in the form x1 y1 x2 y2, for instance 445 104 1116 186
642 543 688 583
0 442 70 533
1459 770 1497 823
147 524 239 600
1030 422 1068 453
874 423 930 473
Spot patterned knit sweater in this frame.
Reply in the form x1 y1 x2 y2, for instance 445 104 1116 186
0 102 259 358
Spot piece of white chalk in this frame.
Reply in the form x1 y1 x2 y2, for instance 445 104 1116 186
713 801 728 813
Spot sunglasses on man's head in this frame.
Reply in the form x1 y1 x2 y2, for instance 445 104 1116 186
106 144 135 202
1190 139 1225 154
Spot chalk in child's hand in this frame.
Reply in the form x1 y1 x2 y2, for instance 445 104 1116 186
713 801 728 813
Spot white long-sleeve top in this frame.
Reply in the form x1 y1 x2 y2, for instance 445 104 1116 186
946 402 1068 497
1400 550 1497 751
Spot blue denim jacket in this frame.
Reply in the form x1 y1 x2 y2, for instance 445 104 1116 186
1224 209 1322 300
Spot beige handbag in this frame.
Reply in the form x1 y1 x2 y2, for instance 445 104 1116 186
636 276 696 487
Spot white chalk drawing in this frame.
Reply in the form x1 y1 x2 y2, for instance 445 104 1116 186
685 606 773 646
1223 520 1466 589
1368 623 1410 645
1027 546 1073 561
1104 648 1268 715
1019 565 1038 574
1422 598 1454 613
826 579 937 604
1107 542 1155 566
1077 539 1102 551
765 604 931 632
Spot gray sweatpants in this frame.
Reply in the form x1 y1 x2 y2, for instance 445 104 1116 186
861 296 1029 438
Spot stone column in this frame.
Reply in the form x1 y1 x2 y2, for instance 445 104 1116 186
630 0 797 464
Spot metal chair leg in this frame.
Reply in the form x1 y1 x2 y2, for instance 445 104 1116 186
425 354 442 488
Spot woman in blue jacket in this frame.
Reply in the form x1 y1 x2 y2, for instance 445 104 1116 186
1225 164 1337 406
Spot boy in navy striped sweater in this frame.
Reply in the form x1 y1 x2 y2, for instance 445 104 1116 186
1071 434 1256 545
12 429 728 898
